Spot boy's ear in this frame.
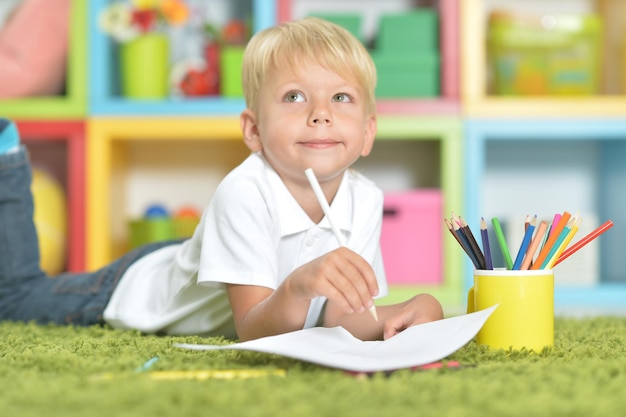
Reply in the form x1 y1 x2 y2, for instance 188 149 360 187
240 109 263 152
360 114 377 157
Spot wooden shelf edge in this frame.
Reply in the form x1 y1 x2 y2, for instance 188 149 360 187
464 97 626 118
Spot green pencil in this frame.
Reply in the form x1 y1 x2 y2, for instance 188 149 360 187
491 217 513 269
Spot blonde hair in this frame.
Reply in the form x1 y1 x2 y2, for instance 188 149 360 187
241 17 377 115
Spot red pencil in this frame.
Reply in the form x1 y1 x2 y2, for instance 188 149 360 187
554 220 614 266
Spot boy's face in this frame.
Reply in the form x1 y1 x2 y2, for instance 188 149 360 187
241 62 376 190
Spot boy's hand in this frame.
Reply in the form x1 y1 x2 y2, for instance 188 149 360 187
286 247 379 316
382 294 443 340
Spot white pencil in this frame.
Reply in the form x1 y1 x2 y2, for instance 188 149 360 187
304 168 378 322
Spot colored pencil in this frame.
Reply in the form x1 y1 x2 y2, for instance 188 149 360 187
459 216 486 269
540 217 574 269
531 211 571 270
554 220 614 266
524 214 531 232
452 219 482 269
491 217 513 269
549 212 561 237
480 217 493 270
513 215 536 270
520 220 549 270
444 218 464 248
546 217 581 269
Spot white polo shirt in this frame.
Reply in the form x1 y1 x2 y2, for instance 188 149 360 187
103 152 387 337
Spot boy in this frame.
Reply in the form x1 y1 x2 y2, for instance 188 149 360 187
0 18 442 341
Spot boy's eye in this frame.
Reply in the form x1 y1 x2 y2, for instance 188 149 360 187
333 93 352 103
284 91 305 103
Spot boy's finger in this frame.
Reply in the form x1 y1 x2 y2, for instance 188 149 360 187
331 259 371 305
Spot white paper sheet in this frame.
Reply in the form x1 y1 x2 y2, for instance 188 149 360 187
175 306 497 372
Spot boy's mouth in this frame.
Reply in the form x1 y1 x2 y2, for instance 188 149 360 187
301 139 340 149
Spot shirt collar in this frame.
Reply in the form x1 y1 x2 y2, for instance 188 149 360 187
263 158 352 238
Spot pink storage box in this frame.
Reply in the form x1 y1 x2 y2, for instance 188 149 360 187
380 190 443 285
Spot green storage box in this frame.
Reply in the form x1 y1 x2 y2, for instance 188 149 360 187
129 217 199 249
376 10 439 53
487 13 602 95
372 52 440 98
219 46 245 98
309 13 363 43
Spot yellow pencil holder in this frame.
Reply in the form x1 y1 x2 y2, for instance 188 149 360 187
467 269 554 352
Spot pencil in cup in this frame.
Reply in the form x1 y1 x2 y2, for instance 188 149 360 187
458 216 486 270
554 220 614 267
531 211 571 270
512 215 536 270
304 168 378 322
545 217 581 269
480 218 493 270
491 217 513 270
519 220 549 270
445 217 482 269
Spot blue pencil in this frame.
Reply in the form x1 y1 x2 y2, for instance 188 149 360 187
513 215 536 270
480 217 493 270
451 219 482 269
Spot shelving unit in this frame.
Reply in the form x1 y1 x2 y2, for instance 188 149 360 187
86 117 249 268
17 120 86 272
88 0 276 116
0 0 87 118
371 116 463 308
464 119 626 312
461 0 626 117
0 0 87 273
462 0 626 313
278 0 460 115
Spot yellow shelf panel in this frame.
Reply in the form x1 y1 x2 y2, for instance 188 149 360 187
87 117 246 270
460 0 626 118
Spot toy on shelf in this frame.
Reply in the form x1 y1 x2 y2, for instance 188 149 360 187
98 0 190 99
170 17 249 98
129 203 201 249
218 19 248 98
32 168 68 275
487 10 603 96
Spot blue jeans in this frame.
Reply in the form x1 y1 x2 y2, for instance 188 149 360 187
0 147 178 326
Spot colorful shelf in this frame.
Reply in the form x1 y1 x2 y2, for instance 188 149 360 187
0 0 87 118
88 0 276 116
17 120 86 272
461 0 626 118
278 0 460 115
464 118 626 311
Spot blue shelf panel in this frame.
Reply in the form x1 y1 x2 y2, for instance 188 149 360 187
555 284 626 308
88 0 276 116
90 97 246 116
463 118 626 308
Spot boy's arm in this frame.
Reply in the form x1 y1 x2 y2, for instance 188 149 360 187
323 293 444 341
226 247 380 341
225 283 311 341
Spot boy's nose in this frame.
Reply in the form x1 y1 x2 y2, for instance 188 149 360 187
308 109 333 126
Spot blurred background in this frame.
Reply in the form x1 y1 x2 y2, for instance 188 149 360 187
1 0 624 315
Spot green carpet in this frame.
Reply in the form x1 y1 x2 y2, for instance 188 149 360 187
1 316 625 417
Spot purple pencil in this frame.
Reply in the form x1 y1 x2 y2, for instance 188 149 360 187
480 217 493 270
